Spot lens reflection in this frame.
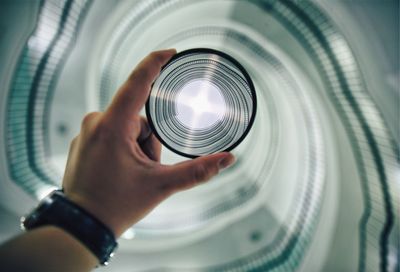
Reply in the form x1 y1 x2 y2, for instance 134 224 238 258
146 48 257 158
176 80 226 130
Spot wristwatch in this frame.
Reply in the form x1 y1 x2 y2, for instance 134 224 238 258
21 190 118 266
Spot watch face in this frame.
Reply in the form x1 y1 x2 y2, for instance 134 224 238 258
146 48 257 158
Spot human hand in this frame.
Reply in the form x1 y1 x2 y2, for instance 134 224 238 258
62 49 235 237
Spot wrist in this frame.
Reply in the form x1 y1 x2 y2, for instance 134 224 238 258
64 192 125 237
22 190 118 266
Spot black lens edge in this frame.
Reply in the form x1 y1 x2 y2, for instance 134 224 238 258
145 48 257 159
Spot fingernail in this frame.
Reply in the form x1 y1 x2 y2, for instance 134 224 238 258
166 48 177 54
218 155 235 170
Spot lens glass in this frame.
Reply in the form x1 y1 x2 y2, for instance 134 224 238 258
146 48 257 158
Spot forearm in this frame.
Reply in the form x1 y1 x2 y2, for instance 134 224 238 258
0 226 97 272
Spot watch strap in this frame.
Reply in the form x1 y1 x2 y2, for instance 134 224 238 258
22 190 118 265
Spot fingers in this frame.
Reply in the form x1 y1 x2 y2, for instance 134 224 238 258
138 116 152 142
140 134 162 162
106 49 176 126
158 152 235 193
136 116 161 161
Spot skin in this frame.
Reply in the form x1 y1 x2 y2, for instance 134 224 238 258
0 49 235 271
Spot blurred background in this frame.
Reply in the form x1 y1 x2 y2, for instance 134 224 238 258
0 0 398 271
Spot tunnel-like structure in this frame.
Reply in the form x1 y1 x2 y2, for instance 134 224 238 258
0 1 398 271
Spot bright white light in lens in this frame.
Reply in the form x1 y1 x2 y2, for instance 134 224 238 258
176 80 226 129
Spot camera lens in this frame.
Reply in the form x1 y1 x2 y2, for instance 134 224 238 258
146 48 257 158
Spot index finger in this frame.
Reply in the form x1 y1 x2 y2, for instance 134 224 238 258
106 49 176 123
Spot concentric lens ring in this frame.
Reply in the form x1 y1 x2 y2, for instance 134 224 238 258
146 48 257 158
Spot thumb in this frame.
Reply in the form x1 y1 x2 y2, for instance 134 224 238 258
159 152 235 193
